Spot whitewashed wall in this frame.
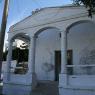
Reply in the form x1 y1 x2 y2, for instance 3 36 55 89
7 5 95 80
2 61 16 73
67 22 95 74
34 21 95 80
35 29 61 80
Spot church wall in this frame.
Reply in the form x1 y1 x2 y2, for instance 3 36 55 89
67 22 95 75
35 29 61 80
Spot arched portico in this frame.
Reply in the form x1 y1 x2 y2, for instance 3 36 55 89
59 19 95 95
3 33 34 95
6 33 30 80
66 20 95 75
32 26 68 82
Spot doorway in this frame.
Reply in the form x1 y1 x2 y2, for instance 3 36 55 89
55 50 73 81
55 51 61 81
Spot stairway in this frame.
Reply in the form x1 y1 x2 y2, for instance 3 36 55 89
31 81 59 95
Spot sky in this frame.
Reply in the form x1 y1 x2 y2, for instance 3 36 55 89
0 0 73 50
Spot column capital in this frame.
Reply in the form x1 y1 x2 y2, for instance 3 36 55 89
61 30 67 34
30 35 38 39
60 28 67 32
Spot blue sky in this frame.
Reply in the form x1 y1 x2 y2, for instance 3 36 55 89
0 0 72 32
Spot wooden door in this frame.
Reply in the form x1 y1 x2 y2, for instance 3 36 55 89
55 51 61 81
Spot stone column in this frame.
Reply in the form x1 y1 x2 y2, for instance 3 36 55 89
59 31 68 86
6 40 13 81
28 36 37 89
61 31 67 74
28 36 36 73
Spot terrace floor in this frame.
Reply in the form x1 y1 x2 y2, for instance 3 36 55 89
0 81 59 95
32 81 59 95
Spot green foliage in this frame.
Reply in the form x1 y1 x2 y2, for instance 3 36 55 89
73 0 95 8
12 47 29 62
3 47 29 62
73 0 95 17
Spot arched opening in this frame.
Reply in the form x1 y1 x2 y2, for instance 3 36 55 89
35 27 61 81
8 33 30 75
33 27 61 94
66 20 95 75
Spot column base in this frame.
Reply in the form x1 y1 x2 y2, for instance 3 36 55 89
3 83 32 95
3 72 38 95
59 73 68 87
32 72 38 90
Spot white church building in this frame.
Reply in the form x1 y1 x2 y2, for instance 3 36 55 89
3 5 95 95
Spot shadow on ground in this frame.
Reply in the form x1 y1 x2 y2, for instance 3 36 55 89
0 86 2 95
32 81 59 95
0 81 59 95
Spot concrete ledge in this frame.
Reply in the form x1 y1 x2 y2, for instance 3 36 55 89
3 83 32 95
59 85 95 90
69 75 95 86
59 86 95 95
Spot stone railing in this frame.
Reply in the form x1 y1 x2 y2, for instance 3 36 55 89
66 64 95 75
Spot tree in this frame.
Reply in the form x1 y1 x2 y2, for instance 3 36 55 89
73 0 95 17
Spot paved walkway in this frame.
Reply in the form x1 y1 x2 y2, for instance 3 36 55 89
0 81 59 95
0 86 2 95
32 81 59 95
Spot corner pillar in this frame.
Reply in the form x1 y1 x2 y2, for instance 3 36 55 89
28 36 37 89
59 31 68 86
28 36 36 73
5 40 12 81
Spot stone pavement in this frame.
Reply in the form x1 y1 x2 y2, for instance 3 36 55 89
0 81 59 95
0 86 2 95
31 81 59 95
